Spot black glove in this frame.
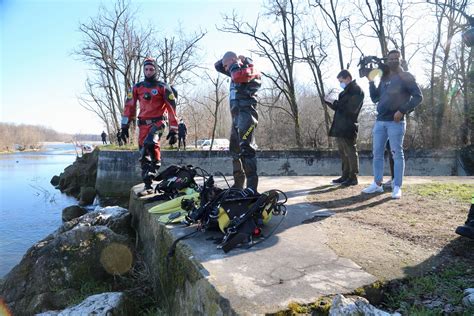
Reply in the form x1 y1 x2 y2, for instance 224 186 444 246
166 130 177 145
120 124 129 140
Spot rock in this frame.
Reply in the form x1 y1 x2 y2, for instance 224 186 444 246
56 149 99 198
62 205 87 222
79 186 96 206
58 206 132 237
50 175 60 187
463 288 474 307
329 294 401 316
35 292 127 316
0 206 134 316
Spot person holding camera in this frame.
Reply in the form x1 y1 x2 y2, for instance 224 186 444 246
326 70 364 186
362 49 423 199
121 57 179 196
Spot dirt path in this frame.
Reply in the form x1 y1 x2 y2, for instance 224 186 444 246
305 180 474 280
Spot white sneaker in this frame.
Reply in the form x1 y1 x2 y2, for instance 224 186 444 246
362 182 384 194
392 186 402 199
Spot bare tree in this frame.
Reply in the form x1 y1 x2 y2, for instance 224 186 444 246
75 0 152 140
75 0 206 143
300 32 333 147
153 29 207 86
219 0 304 147
426 0 469 146
194 72 227 151
179 99 207 148
357 0 389 56
309 0 349 70
385 0 424 68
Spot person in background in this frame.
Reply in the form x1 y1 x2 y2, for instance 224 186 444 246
178 118 187 151
362 49 423 199
325 69 364 186
121 57 179 196
116 130 123 146
101 131 107 145
215 51 261 195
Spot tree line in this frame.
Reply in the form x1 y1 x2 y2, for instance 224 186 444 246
76 0 473 150
0 123 101 152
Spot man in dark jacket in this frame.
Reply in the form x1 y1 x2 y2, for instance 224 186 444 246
178 118 187 150
326 69 364 186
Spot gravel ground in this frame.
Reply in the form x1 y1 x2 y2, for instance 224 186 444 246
305 181 474 280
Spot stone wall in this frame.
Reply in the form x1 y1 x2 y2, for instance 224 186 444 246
96 149 466 197
128 190 236 315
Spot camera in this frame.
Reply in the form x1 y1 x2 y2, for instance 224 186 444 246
357 55 385 78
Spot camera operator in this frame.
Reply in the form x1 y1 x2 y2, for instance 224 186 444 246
361 49 423 199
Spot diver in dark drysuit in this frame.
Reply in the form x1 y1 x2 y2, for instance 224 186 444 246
215 52 261 194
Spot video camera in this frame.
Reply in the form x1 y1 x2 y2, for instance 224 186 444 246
357 55 386 78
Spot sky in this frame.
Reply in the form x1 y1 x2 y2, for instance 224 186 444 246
0 0 260 135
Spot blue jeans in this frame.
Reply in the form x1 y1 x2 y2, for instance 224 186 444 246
372 120 406 187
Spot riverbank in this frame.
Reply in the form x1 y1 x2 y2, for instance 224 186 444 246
2 147 473 314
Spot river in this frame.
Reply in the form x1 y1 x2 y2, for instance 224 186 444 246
0 143 87 277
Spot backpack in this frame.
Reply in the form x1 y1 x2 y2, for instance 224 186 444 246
154 165 197 198
182 177 286 252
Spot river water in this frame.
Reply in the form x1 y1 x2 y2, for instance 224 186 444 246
0 143 81 277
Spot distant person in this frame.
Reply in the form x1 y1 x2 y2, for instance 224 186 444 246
178 118 187 150
325 69 364 186
101 131 107 145
116 130 123 146
215 51 261 195
362 49 423 199
121 57 178 196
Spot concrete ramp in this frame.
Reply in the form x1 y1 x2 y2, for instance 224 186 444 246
129 177 376 315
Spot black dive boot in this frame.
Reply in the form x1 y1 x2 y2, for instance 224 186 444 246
137 164 158 197
137 181 154 197
332 176 348 184
455 204 474 239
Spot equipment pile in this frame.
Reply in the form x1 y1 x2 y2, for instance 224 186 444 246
145 165 287 253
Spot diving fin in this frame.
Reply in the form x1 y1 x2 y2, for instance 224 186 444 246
148 191 199 214
158 210 187 224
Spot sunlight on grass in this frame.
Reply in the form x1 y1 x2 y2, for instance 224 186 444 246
385 262 474 315
407 183 473 203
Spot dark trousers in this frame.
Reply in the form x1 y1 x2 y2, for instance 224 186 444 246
336 136 359 179
229 101 259 191
178 135 186 149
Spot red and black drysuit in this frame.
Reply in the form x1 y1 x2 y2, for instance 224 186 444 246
215 57 261 192
122 78 178 190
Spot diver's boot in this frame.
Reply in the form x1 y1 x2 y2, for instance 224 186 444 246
138 184 154 197
137 176 155 197
455 204 474 240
